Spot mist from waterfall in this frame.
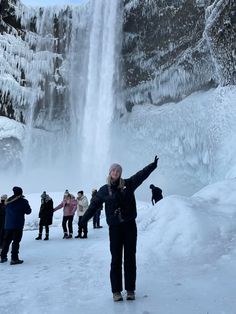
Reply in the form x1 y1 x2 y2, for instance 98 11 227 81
3 0 122 194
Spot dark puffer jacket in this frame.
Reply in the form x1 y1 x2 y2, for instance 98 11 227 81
39 199 53 226
5 196 31 229
82 161 157 226
0 201 6 229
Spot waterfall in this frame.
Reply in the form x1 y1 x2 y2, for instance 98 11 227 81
5 0 122 191
79 0 121 187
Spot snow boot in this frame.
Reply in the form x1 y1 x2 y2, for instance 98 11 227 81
10 259 24 265
66 234 73 239
126 291 135 301
113 292 123 302
44 234 49 241
0 256 8 263
63 233 68 239
35 234 42 240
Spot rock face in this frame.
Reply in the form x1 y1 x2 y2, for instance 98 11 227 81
122 0 236 110
1 0 235 118
204 0 236 85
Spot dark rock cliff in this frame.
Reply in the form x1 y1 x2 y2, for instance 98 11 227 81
0 0 235 117
122 0 236 110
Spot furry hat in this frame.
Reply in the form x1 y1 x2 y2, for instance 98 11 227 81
1 194 8 201
12 186 23 196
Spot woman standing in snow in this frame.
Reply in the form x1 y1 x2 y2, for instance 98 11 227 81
35 192 53 241
81 156 158 301
54 193 77 239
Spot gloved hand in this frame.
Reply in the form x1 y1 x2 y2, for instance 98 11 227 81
154 155 159 166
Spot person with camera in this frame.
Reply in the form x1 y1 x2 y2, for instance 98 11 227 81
80 156 158 301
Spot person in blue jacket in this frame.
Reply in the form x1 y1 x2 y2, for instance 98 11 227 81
81 156 158 301
0 186 31 265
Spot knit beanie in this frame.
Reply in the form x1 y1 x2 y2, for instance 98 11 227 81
109 163 122 176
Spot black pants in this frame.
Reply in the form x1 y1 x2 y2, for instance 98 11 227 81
0 229 23 260
0 223 4 248
39 222 49 235
109 220 137 293
93 210 101 227
78 216 88 236
62 216 74 234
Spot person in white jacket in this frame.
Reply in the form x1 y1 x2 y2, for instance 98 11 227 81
75 191 89 239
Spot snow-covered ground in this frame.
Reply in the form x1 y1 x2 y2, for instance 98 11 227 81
1 179 236 314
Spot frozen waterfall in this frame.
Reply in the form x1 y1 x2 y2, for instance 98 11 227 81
4 0 122 191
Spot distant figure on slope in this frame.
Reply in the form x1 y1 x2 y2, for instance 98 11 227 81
0 187 31 265
150 184 163 205
80 156 159 302
35 192 54 241
0 194 8 250
54 193 77 239
75 191 89 239
91 189 103 229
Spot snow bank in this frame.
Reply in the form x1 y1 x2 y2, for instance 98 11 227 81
0 116 25 140
137 178 236 263
115 86 236 197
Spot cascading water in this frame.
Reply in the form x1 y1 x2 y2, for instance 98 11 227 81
6 0 122 191
79 0 121 187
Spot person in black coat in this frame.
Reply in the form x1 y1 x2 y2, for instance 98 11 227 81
35 192 53 241
0 194 8 249
0 186 31 265
150 184 163 205
81 156 158 301
91 189 103 229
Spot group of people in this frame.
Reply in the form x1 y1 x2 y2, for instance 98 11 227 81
34 189 103 241
0 156 162 302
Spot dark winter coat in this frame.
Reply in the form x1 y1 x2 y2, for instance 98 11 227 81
82 161 157 226
0 201 6 229
39 199 53 226
151 186 163 204
5 195 31 229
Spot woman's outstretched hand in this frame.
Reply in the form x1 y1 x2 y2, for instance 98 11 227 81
154 155 159 166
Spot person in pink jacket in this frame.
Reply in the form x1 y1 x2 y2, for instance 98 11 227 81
54 193 77 239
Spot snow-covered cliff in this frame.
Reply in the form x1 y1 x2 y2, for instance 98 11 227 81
0 0 235 195
122 0 236 110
